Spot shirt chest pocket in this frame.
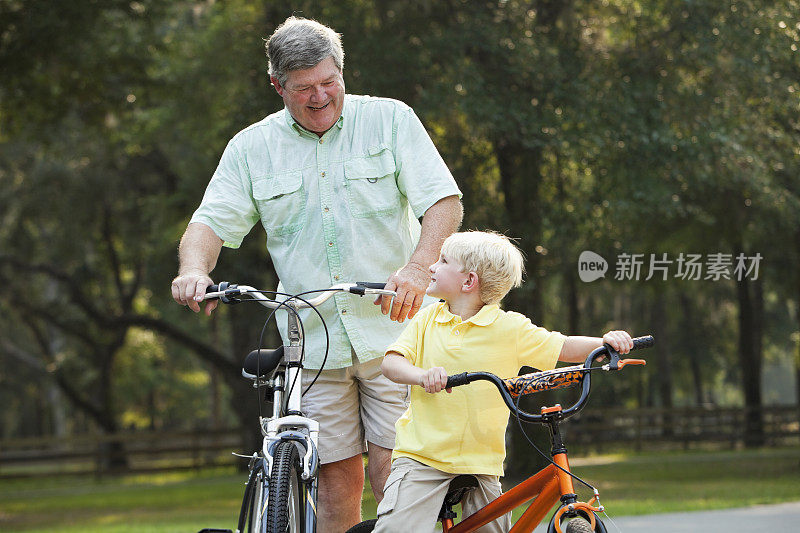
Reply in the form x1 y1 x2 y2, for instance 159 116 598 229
252 170 305 236
343 147 401 218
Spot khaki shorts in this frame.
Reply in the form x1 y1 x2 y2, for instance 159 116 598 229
374 457 511 533
300 352 409 464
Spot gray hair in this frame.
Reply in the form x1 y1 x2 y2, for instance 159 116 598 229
266 17 344 88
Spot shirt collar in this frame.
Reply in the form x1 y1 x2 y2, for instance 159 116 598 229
284 100 346 137
434 302 500 326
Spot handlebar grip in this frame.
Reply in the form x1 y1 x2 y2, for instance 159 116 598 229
446 372 470 389
631 335 655 350
205 282 238 303
356 282 387 289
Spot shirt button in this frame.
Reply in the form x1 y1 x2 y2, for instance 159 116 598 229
319 139 324 144
328 241 334 246
321 171 326 177
334 275 340 280
324 206 329 212
341 309 347 315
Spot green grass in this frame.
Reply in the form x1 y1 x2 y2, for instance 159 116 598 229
1 448 799 532
560 448 800 517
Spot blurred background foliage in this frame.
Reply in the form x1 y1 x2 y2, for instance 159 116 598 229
0 0 798 474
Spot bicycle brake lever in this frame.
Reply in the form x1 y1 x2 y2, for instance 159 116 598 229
601 344 621 370
617 359 646 369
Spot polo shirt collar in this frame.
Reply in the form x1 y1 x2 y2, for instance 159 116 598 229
434 302 500 326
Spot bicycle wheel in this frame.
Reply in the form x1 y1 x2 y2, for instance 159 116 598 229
265 441 303 533
547 508 607 533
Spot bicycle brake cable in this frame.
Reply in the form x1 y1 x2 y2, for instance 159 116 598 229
257 291 321 404
232 290 316 417
249 291 304 418
284 288 341 396
513 375 598 493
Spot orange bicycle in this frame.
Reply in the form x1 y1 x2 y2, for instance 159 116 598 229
347 335 653 533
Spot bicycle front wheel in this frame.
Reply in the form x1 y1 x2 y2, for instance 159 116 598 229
265 441 304 533
547 508 608 533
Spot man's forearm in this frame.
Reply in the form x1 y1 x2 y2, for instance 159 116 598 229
408 195 462 268
178 222 224 276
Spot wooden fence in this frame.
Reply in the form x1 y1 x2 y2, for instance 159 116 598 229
565 404 800 451
0 427 248 478
1 405 798 478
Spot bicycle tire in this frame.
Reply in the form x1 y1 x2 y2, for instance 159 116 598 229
547 508 607 533
564 517 595 533
266 441 303 533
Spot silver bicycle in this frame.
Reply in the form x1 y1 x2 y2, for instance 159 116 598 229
198 281 395 533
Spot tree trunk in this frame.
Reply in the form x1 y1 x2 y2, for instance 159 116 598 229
495 139 544 320
566 266 579 335
680 292 705 405
736 271 764 447
494 139 550 480
651 290 674 436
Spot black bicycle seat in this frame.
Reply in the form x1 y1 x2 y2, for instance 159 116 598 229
242 346 284 377
442 474 480 508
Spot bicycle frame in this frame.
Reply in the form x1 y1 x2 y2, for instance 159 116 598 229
443 412 599 533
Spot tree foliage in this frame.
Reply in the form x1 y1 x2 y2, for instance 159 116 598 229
1 1 798 465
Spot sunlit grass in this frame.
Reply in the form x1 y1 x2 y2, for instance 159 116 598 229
1 448 799 532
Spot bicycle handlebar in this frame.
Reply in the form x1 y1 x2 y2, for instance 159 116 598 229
445 335 654 424
203 281 395 310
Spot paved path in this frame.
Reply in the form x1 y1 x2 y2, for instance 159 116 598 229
533 501 800 532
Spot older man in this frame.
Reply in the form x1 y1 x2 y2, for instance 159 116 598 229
171 16 462 532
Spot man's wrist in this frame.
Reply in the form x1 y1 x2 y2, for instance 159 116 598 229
405 261 431 275
177 267 210 278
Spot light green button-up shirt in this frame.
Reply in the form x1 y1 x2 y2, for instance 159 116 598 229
191 94 462 369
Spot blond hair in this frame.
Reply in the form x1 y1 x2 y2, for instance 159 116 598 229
440 231 525 305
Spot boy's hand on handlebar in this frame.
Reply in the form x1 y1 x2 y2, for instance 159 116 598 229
171 271 218 316
603 330 634 354
420 367 452 394
376 262 430 323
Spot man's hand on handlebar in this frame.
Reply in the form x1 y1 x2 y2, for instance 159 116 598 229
171 270 219 316
376 261 431 323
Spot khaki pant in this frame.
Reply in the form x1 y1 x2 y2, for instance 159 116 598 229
300 352 409 463
374 457 511 533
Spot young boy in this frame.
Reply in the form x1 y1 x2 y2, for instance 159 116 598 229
374 231 633 533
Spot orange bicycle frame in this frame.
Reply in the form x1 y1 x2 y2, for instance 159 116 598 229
441 452 579 533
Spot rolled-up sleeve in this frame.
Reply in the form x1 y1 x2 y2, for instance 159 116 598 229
393 108 462 218
190 140 260 249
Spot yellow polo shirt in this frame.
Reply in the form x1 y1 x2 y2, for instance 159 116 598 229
386 301 566 476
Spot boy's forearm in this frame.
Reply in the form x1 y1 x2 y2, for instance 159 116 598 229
558 336 603 363
381 353 424 386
